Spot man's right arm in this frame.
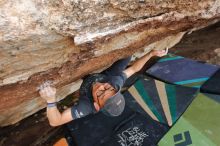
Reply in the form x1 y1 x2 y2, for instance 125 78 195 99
47 107 73 127
39 86 73 126
39 85 94 126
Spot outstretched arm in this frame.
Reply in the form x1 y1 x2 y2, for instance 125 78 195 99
39 86 73 126
123 49 168 78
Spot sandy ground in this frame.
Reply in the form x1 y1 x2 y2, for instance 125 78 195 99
0 21 220 146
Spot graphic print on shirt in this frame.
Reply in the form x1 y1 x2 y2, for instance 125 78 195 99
117 127 147 146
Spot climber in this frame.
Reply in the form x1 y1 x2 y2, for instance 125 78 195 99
39 49 168 126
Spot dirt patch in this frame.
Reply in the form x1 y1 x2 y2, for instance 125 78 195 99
171 22 220 65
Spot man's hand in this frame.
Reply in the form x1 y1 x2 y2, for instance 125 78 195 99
39 86 57 103
38 82 73 127
123 48 168 78
150 48 168 57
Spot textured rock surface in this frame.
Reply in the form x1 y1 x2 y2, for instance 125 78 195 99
172 22 220 65
0 0 220 126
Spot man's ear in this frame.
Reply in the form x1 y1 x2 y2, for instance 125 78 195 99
94 102 100 112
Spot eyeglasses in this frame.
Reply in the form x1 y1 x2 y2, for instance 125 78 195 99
96 86 115 107
96 86 115 99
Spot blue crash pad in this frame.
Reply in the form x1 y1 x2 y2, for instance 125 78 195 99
146 54 219 88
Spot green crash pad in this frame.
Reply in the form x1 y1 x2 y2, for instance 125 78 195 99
158 93 220 146
124 77 198 126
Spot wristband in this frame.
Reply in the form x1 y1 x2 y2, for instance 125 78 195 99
47 102 57 108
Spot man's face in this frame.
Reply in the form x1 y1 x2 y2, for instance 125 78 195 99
92 82 116 108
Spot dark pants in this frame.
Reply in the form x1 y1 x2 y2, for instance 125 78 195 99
102 57 132 76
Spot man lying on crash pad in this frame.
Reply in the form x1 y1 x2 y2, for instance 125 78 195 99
39 49 168 126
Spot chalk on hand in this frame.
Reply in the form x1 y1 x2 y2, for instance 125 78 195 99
165 47 169 54
37 80 53 91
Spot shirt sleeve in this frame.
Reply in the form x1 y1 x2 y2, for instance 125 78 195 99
71 97 94 119
121 71 128 82
108 72 128 89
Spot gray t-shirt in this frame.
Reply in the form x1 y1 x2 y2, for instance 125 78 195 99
71 72 127 119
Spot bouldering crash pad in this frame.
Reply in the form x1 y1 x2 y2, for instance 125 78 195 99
158 93 220 146
124 77 198 126
201 68 220 95
146 54 219 88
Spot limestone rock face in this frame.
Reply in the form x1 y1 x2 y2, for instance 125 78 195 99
0 0 220 126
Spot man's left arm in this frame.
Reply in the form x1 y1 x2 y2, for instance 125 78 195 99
123 49 168 78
